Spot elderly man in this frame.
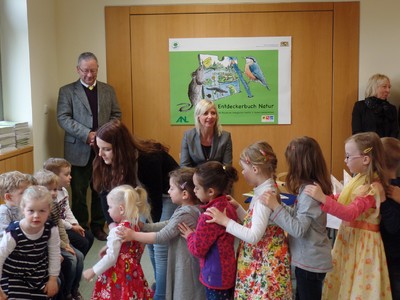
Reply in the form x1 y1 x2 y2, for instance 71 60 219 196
57 52 121 240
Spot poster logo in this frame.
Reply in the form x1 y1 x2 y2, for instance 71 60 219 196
261 115 274 122
176 116 189 123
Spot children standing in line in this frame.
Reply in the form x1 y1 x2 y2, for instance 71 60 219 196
262 136 333 300
380 137 400 299
117 167 206 300
82 185 153 300
205 141 292 299
0 185 61 299
0 171 31 238
178 161 238 300
304 132 391 299
34 169 84 300
43 157 94 257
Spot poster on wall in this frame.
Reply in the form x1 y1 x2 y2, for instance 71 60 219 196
169 36 291 125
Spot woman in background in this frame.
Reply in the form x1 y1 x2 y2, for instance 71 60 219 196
180 99 232 167
352 73 398 138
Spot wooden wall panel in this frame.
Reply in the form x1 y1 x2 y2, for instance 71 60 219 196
105 6 133 131
332 2 360 177
105 3 359 201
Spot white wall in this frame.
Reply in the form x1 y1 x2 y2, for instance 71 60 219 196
2 0 400 170
0 0 32 123
27 0 61 167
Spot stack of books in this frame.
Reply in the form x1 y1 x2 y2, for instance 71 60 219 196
0 124 17 154
0 121 31 153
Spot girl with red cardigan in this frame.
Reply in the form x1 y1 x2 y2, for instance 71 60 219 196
179 161 238 300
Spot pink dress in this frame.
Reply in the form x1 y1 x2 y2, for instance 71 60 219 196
92 222 153 300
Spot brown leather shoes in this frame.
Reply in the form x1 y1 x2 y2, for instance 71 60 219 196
92 227 107 241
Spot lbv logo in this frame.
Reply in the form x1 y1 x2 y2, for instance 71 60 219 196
176 116 189 123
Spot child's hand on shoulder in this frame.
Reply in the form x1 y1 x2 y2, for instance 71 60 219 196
138 220 144 230
304 183 326 203
116 226 136 242
83 268 96 282
178 222 195 240
72 224 85 236
226 195 240 209
204 207 230 227
43 276 58 297
387 185 400 204
260 190 280 210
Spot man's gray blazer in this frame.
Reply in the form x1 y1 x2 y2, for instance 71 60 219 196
57 80 121 166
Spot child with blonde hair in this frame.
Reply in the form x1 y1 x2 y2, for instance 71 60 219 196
0 171 31 238
83 185 153 299
118 167 205 300
263 136 333 300
205 141 292 299
304 132 391 299
0 186 61 299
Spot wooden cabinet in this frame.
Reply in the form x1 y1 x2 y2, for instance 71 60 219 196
0 146 34 174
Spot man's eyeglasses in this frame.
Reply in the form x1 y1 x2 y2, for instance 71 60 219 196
78 66 98 75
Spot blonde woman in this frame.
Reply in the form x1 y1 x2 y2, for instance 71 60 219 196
180 99 232 167
352 73 398 137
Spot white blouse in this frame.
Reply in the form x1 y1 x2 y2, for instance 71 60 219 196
226 178 275 244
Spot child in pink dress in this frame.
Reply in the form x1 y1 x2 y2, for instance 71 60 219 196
83 185 153 300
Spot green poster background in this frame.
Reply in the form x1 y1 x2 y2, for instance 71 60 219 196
170 50 279 125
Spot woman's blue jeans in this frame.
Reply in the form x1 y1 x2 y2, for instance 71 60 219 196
147 195 177 300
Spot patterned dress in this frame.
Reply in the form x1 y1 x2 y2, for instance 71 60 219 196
92 222 153 300
322 207 392 299
235 208 292 300
321 174 392 299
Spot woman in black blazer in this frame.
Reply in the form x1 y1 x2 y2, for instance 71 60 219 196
352 73 398 138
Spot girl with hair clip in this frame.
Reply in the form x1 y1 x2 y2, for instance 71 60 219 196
262 136 333 300
178 161 238 300
204 141 292 299
117 167 206 300
304 132 391 299
82 185 153 300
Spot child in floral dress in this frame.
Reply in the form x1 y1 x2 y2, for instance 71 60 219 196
205 141 292 299
83 185 153 300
